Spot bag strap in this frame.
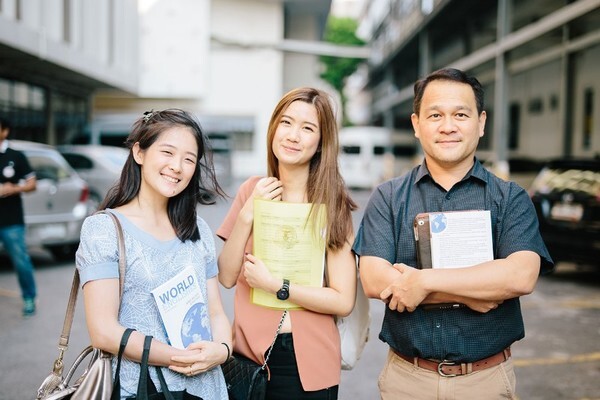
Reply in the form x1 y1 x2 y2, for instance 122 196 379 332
111 328 136 400
137 335 175 400
51 210 126 375
154 363 174 400
137 336 152 399
261 310 288 369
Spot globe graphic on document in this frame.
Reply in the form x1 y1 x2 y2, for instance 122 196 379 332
431 213 447 233
180 303 210 348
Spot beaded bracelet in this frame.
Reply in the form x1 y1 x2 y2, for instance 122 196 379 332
221 342 231 361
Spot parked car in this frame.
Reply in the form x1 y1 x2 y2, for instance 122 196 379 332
3 140 90 260
529 158 600 267
57 144 128 210
506 157 546 190
482 157 545 190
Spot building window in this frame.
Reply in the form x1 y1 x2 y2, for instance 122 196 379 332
549 94 559 111
0 78 10 106
528 97 543 114
508 103 520 150
231 130 253 151
583 88 593 150
14 82 29 107
31 87 45 110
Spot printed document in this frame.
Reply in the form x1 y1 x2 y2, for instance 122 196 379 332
429 210 493 269
151 266 210 349
252 199 326 309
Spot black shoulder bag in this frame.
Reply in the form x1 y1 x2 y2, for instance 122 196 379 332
222 310 287 400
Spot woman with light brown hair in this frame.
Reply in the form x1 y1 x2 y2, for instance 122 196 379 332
217 87 357 399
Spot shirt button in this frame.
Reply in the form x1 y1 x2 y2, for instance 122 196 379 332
435 322 441 328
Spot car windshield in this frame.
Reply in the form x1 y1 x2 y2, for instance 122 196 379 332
531 162 600 197
102 151 128 171
25 150 73 181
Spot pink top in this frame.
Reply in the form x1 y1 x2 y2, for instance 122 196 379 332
217 176 341 391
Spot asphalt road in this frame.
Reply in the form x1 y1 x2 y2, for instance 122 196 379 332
1 186 599 399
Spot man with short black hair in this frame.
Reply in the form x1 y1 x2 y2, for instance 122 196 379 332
353 68 553 399
0 116 38 317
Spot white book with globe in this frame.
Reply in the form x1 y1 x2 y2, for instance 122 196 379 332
151 266 211 349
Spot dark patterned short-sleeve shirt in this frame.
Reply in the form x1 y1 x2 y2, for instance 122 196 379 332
353 159 553 362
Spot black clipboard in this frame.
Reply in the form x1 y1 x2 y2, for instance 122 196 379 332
413 212 465 310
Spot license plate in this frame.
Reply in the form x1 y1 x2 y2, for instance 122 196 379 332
37 224 67 239
550 203 583 222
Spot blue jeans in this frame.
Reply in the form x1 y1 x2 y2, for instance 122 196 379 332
0 224 37 299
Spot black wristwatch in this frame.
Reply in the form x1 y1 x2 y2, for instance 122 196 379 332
276 279 290 300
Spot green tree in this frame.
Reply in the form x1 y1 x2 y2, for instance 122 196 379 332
320 17 365 126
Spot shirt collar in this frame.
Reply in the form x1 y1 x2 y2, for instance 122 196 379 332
415 157 487 185
415 160 430 183
470 158 489 183
0 140 8 153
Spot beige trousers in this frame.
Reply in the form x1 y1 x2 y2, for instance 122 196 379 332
379 349 517 400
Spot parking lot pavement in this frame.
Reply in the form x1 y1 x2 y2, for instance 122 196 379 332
509 263 600 400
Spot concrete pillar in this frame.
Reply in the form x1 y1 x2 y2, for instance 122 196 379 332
492 0 510 180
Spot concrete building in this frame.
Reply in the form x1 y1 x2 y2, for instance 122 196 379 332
0 0 138 144
353 0 600 172
1 0 333 179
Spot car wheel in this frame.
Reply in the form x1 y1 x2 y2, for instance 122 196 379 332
47 244 79 262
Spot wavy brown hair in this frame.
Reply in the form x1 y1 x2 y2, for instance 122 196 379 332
266 87 357 251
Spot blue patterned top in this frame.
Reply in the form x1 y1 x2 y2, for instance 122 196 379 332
76 209 228 399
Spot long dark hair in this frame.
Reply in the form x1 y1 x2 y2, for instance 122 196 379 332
100 109 225 242
266 87 357 251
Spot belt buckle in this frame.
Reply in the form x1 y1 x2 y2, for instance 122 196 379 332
437 360 457 377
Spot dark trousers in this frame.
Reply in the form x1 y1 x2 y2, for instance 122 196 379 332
265 333 339 400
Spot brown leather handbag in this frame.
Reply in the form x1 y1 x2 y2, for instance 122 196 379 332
36 211 126 400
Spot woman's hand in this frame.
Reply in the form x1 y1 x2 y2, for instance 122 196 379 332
239 177 283 223
253 177 283 201
243 253 279 293
169 341 229 376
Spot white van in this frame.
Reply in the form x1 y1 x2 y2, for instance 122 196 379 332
338 126 419 189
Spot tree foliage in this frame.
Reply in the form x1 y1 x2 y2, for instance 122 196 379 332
320 17 365 125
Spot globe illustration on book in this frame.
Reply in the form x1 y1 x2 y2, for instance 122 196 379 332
181 302 210 348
